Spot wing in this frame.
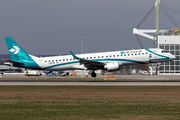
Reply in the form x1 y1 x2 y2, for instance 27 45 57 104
70 51 105 70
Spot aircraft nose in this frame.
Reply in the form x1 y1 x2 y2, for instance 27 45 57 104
171 55 176 60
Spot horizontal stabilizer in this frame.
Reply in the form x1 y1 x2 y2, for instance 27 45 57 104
5 60 25 65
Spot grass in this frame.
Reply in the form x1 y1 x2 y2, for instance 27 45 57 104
0 86 180 120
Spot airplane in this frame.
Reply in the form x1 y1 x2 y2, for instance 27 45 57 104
4 37 176 78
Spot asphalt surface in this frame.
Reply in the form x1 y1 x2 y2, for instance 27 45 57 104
0 81 180 86
1 74 180 80
1 74 180 86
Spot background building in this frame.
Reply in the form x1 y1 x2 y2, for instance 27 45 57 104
133 0 180 75
0 65 25 73
158 31 180 75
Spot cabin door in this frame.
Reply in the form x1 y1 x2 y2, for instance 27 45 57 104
38 59 43 68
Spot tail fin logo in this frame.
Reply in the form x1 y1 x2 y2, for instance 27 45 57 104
120 51 125 55
9 46 20 54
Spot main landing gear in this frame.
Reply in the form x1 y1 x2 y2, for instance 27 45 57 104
91 71 97 78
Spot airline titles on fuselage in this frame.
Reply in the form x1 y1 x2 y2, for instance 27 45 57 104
125 50 142 54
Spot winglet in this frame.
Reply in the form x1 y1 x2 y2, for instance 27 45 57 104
69 51 79 59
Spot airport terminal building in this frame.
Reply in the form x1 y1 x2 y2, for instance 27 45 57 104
158 30 180 75
0 65 25 73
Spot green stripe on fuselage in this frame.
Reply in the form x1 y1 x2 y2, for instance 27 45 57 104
145 49 170 59
145 49 170 62
44 61 79 69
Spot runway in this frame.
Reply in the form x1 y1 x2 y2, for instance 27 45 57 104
1 81 180 86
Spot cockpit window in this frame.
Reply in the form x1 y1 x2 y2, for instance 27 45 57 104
162 50 168 53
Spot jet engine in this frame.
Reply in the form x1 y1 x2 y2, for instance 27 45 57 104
104 62 120 72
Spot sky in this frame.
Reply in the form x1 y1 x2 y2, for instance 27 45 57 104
0 0 180 55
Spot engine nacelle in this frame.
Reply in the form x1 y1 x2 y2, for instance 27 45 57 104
104 62 120 72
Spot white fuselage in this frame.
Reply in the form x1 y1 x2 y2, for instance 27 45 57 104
31 48 175 71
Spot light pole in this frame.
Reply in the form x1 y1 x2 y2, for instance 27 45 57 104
155 0 160 75
81 33 84 54
81 33 85 77
155 0 160 48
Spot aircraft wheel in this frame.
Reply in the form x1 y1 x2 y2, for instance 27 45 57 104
91 72 97 78
66 72 69 76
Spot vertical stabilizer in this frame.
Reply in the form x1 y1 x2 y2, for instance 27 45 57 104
5 37 32 63
4 37 41 69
